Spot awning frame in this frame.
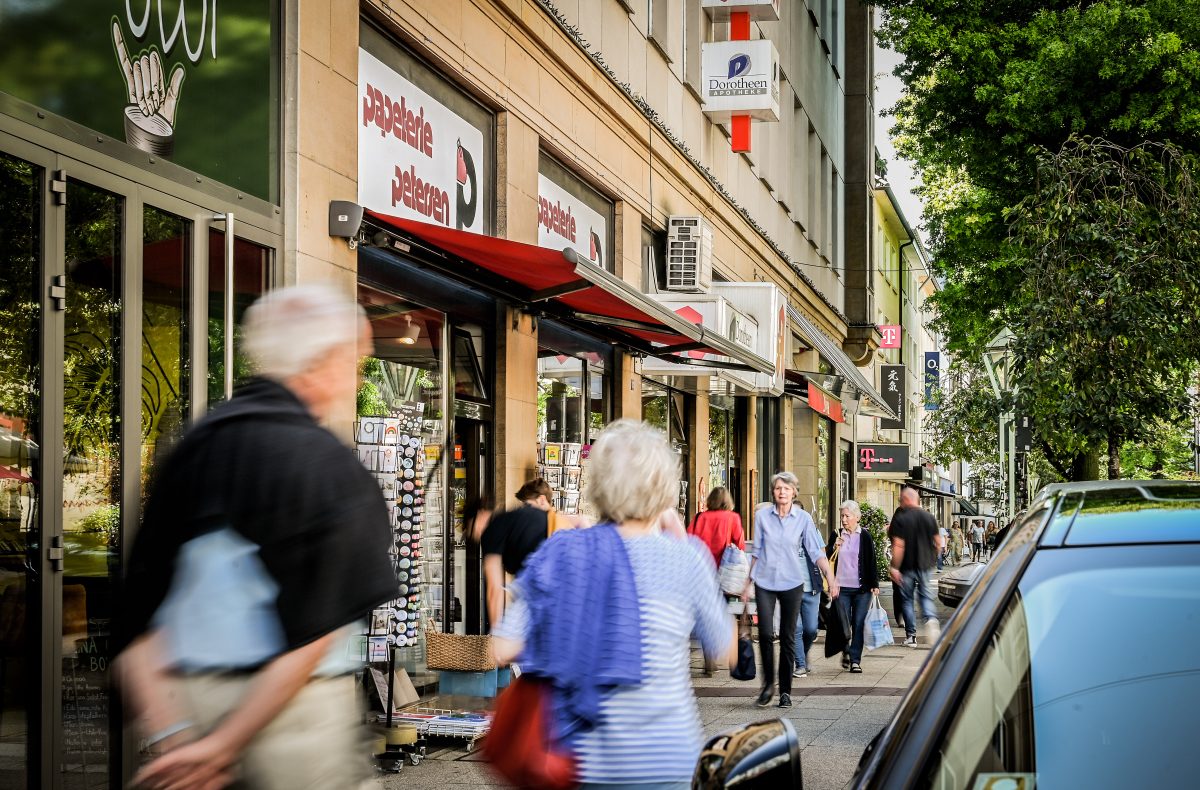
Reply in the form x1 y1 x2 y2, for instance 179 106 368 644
360 213 775 374
787 305 897 420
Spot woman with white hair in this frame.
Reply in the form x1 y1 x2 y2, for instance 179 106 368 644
492 420 733 789
829 501 880 673
740 471 839 709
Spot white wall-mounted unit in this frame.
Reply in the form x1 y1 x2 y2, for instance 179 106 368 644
666 216 713 293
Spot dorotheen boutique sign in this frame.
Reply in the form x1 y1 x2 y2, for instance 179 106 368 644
701 40 780 122
0 0 278 201
358 48 486 233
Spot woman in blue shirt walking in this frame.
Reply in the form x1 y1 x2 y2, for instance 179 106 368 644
740 472 839 709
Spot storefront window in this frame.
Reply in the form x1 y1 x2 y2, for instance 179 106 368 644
539 356 585 445
357 283 448 667
816 417 834 538
709 396 735 495
642 380 691 515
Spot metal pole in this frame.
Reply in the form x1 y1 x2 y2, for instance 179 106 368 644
1008 418 1017 518
214 212 235 400
997 414 1005 519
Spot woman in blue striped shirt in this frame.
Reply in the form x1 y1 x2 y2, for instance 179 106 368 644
494 420 735 789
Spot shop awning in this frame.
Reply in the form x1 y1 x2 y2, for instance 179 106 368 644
786 305 896 420
906 481 956 499
362 211 774 373
955 497 980 516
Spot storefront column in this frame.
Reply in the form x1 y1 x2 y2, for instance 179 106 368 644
615 356 643 419
793 403 818 516
690 390 711 523
496 110 540 243
496 307 539 503
615 201 643 287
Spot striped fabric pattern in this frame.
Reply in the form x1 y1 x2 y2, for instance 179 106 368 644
497 533 729 784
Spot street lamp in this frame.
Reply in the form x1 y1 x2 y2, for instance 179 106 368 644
981 328 1017 519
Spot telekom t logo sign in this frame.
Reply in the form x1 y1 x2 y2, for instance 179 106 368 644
859 447 895 471
880 325 902 349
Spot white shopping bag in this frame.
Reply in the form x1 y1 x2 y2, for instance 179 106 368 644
718 544 750 595
864 593 894 651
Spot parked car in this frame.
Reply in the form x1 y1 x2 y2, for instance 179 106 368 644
700 480 1200 789
935 561 986 607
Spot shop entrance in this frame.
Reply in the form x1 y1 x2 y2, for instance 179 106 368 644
452 415 490 635
0 135 275 790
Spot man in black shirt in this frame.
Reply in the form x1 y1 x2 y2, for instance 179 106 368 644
479 479 553 627
888 487 944 646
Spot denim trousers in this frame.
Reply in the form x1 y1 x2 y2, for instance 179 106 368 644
838 587 872 662
755 585 802 695
899 568 938 638
792 589 821 671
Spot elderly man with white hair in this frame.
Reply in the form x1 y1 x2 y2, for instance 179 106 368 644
115 285 397 790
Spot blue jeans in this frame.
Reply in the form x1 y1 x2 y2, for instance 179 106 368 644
899 568 938 638
839 587 872 663
793 589 821 670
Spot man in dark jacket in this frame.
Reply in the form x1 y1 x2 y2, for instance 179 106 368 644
888 487 944 646
115 285 397 790
828 500 880 672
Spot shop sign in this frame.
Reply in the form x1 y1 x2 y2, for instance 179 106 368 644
701 40 780 122
537 173 608 269
880 325 902 349
924 351 941 410
714 282 786 396
0 1 278 202
642 294 759 390
702 0 781 21
880 364 906 430
358 48 486 233
857 443 910 475
808 382 845 423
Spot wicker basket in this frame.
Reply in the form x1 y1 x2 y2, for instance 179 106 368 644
425 627 496 672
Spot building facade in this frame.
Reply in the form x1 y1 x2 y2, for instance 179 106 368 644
0 1 900 786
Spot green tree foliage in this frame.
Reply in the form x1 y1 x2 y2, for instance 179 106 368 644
857 502 893 583
878 1 1200 478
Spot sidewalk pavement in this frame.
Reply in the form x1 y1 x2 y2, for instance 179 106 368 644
378 592 941 790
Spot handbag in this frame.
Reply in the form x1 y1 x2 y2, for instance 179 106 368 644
729 603 757 682
864 592 894 651
718 544 749 595
482 675 578 789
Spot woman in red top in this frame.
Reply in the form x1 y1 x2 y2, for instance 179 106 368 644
687 487 746 568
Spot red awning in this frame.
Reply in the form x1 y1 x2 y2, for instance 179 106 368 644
363 211 773 372
807 381 845 423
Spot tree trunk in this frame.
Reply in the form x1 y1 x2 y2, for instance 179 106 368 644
1107 431 1122 480
1069 450 1101 481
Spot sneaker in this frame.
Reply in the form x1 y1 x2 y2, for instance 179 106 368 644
777 693 793 709
841 654 851 670
792 666 807 678
925 620 942 643
904 635 917 647
850 663 863 673
755 688 773 707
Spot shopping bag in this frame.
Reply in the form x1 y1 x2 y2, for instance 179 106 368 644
822 593 851 658
864 593 894 651
482 675 578 789
729 604 757 682
718 544 749 595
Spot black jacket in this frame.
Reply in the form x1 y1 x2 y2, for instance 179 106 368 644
826 527 880 590
116 377 397 655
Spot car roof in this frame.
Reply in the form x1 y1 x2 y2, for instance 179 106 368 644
1035 480 1200 547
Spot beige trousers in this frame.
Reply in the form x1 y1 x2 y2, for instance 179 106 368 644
175 673 371 790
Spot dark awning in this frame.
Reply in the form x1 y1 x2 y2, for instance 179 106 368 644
786 305 896 419
363 211 774 373
906 481 956 499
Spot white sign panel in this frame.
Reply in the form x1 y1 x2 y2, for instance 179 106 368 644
537 173 608 269
701 0 781 21
642 295 760 392
358 49 486 233
701 39 780 122
714 282 786 396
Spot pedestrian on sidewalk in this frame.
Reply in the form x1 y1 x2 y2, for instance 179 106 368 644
828 501 879 673
476 478 554 629
936 524 949 571
740 472 839 709
889 487 942 646
969 519 985 562
115 285 398 790
687 486 746 569
491 420 734 789
985 520 998 561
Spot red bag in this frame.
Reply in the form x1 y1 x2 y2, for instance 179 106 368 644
483 675 577 789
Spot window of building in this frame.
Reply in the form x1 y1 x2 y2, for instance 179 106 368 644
831 167 842 276
642 224 668 293
808 129 822 248
683 0 704 96
648 0 674 63
642 379 692 515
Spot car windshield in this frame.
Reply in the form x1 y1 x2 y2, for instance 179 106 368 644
923 545 1200 789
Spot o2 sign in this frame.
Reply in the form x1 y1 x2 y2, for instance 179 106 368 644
880 325 902 349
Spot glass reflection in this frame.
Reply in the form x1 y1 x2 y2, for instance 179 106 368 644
207 232 269 406
0 151 41 789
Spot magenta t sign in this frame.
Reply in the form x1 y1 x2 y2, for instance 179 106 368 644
880 325 902 349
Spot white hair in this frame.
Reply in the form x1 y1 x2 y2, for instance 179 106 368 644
242 284 366 380
770 471 800 493
839 500 861 518
584 420 679 523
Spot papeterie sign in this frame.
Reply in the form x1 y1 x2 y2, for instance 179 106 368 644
0 0 278 201
537 173 608 269
358 48 486 233
857 443 910 475
701 40 780 122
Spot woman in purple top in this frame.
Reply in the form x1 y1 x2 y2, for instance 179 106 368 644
828 501 880 673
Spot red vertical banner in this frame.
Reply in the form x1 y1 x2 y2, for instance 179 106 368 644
730 11 751 153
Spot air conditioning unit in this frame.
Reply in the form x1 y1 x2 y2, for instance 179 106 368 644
666 216 713 293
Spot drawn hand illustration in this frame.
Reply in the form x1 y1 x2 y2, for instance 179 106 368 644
113 20 186 156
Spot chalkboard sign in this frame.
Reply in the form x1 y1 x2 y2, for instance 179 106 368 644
61 634 112 781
